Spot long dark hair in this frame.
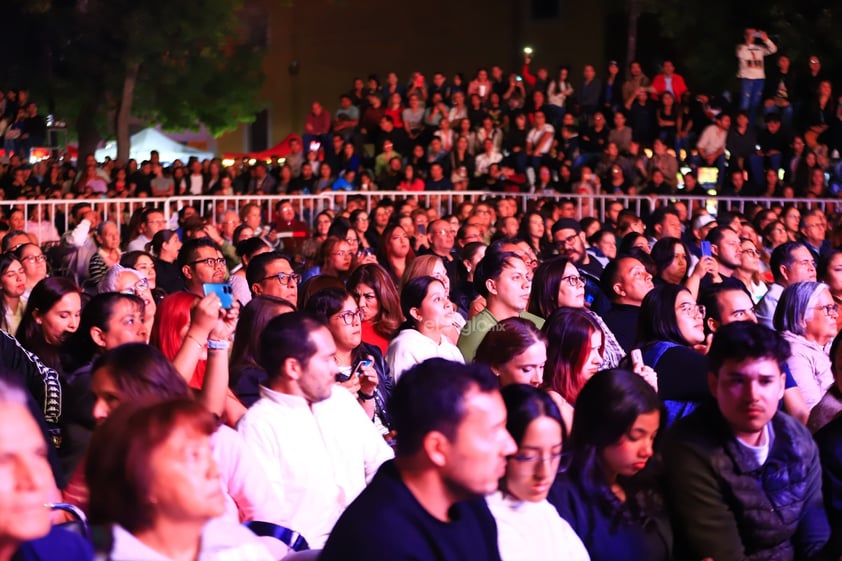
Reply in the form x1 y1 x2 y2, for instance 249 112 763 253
635 283 691 346
542 307 602 405
66 292 145 372
0 252 22 333
17 277 81 372
528 256 576 318
399 276 441 331
568 368 664 524
650 237 690 284
230 295 296 381
304 287 367 364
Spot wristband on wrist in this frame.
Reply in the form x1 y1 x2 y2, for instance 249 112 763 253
358 391 375 401
207 339 230 351
185 333 206 350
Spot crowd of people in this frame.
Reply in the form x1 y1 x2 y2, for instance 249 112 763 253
3 31 842 561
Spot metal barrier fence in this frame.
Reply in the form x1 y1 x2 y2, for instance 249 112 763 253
12 191 842 245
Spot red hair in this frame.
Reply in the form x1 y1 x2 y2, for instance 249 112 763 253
542 308 603 405
150 291 206 389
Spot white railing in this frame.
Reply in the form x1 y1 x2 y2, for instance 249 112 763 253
11 192 842 246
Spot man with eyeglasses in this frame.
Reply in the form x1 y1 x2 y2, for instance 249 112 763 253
700 284 810 425
247 251 299 305
756 242 817 328
664 322 830 561
601 256 655 352
238 313 393 549
800 209 830 258
177 238 228 297
127 207 167 252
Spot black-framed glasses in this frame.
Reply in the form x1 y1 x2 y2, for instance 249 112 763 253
190 257 226 268
335 310 364 325
261 272 301 286
560 274 585 287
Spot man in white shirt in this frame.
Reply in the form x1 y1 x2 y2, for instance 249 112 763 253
238 312 393 548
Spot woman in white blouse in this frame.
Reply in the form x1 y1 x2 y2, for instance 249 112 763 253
486 384 590 561
386 276 464 382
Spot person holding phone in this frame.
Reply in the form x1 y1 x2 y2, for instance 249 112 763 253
178 238 229 298
305 287 393 434
737 28 777 126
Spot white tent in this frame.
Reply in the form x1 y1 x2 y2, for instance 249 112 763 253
95 128 215 164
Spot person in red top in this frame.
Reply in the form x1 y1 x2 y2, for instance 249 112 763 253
651 60 689 103
303 101 331 154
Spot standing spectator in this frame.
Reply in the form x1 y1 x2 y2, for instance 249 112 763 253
303 101 331 153
736 28 777 125
651 60 688 102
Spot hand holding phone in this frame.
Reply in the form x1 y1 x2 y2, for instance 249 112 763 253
700 241 712 258
352 359 373 377
631 349 644 370
203 283 234 309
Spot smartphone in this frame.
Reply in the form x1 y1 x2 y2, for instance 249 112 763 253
352 359 373 377
202 283 234 309
336 359 373 382
309 141 321 152
631 349 644 369
523 47 533 55
416 223 427 236
700 241 712 258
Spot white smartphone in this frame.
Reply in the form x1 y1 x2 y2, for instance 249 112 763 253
631 349 644 369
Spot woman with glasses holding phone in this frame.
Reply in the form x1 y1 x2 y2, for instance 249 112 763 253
633 284 710 426
305 287 392 434
487 383 589 561
774 281 837 411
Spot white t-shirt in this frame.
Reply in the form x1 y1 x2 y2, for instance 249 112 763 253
527 124 555 155
486 491 591 561
386 328 465 382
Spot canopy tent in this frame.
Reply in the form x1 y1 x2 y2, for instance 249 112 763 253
95 128 215 164
222 133 301 161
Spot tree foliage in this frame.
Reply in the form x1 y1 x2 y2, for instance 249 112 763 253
2 0 265 157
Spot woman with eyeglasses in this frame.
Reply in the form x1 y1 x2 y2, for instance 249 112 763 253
13 243 48 300
387 276 464 382
486 384 589 561
346 264 402 356
305 287 392 434
732 238 768 304
0 252 27 335
304 236 353 283
774 281 837 411
528 256 626 370
633 284 710 426
820 250 842 333
549 369 671 561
